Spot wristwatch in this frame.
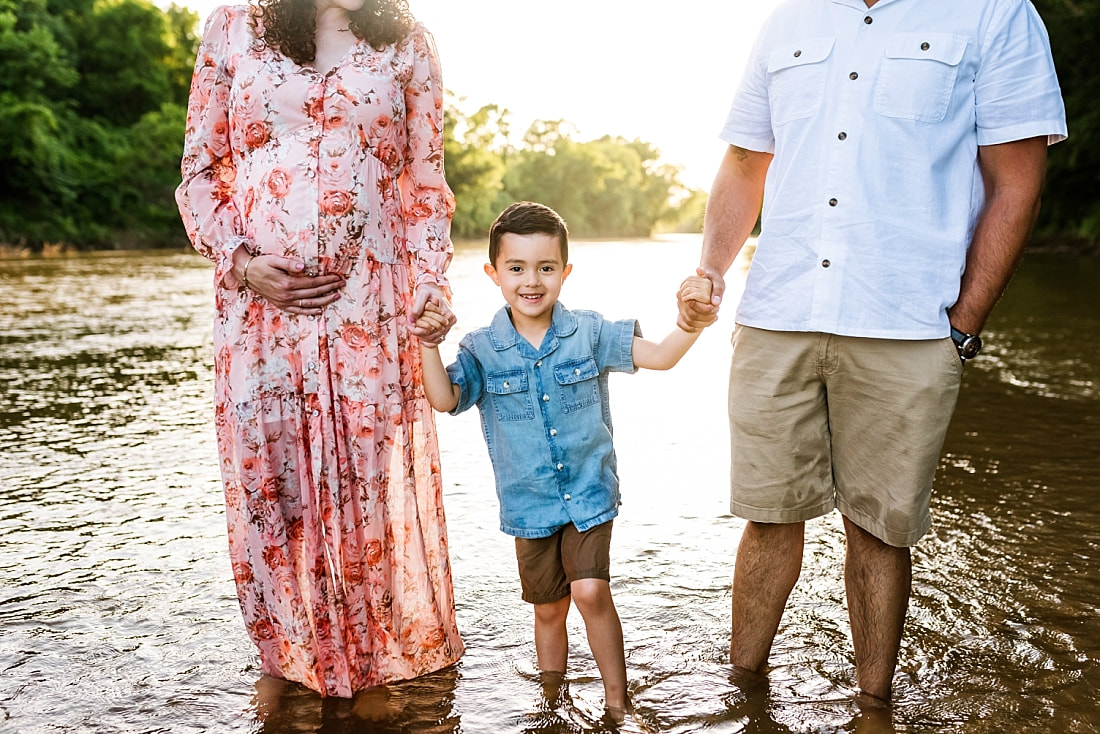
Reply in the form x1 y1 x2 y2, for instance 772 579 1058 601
950 326 983 361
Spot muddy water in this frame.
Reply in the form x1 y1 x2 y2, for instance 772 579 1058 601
0 242 1096 733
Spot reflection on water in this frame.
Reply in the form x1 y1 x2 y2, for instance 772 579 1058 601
0 244 1097 733
250 668 462 733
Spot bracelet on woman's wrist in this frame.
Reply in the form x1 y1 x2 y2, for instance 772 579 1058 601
241 254 256 290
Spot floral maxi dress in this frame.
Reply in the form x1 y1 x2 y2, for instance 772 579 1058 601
175 5 464 697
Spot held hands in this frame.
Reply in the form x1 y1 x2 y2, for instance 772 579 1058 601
409 283 456 347
233 249 345 316
679 274 713 305
677 267 724 332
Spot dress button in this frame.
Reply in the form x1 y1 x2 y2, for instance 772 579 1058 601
828 198 838 207
550 428 558 436
822 259 831 268
838 131 847 141
312 409 320 416
564 493 571 501
793 49 802 58
849 71 859 80
543 394 550 402
308 362 316 370
864 15 873 24
921 41 930 50
556 463 564 471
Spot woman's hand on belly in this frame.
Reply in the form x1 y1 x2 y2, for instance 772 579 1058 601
236 251 346 316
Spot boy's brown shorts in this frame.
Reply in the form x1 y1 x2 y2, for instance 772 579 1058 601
514 521 613 605
728 325 963 547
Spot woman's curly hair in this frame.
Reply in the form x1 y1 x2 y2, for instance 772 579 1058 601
253 0 414 65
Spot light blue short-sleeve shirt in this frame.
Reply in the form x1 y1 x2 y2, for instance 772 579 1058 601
721 0 1068 339
446 302 639 538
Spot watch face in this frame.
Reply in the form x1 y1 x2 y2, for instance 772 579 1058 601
960 335 982 359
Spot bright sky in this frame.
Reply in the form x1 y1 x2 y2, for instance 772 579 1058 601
173 1 774 189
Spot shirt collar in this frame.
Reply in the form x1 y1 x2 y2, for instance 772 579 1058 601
489 301 578 352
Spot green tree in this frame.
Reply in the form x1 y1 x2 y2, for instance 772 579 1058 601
501 121 683 238
1033 0 1100 245
0 0 197 248
0 0 79 244
444 103 509 239
115 102 190 247
69 0 178 127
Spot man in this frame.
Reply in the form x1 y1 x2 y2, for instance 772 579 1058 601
678 0 1067 704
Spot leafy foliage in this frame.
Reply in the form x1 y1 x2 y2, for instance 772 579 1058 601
445 105 697 240
0 0 196 249
1032 0 1100 245
0 1 1094 250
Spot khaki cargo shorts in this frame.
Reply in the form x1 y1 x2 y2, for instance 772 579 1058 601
727 325 963 547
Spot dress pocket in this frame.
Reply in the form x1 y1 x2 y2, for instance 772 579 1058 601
766 37 835 126
487 369 534 422
554 358 600 414
874 33 968 123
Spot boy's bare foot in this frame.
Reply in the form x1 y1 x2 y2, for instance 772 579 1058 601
606 703 657 733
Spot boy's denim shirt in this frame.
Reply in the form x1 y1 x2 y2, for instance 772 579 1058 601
446 302 640 538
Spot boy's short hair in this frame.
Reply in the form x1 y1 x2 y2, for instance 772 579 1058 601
488 202 569 266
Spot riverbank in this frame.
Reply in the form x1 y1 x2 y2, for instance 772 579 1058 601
3 234 1099 259
1027 234 1100 257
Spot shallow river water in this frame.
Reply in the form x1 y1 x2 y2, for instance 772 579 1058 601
1 237 1097 733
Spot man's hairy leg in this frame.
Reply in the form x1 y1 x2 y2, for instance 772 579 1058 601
843 515 911 703
730 520 805 671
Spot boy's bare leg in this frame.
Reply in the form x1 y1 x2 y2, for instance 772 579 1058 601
569 578 628 713
729 521 804 671
534 595 571 674
842 515 910 703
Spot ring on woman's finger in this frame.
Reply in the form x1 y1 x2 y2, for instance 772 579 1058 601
298 299 303 308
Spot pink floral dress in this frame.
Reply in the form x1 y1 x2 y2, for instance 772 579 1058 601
175 5 463 697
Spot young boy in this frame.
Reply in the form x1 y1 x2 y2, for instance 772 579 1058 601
417 201 712 716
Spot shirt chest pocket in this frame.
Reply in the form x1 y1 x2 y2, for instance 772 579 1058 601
555 358 601 414
874 33 968 123
487 370 534 422
766 37 835 127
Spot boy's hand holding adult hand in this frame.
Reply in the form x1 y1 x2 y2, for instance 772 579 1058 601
677 267 724 332
414 299 452 349
409 283 456 347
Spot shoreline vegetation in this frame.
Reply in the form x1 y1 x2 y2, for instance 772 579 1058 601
3 234 1098 260
2 0 1097 255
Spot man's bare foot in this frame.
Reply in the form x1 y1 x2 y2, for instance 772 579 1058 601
854 688 892 709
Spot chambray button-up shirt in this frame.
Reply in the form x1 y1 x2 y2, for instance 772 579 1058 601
721 0 1067 339
446 302 639 538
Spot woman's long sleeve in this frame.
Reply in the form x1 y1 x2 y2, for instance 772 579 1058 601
399 26 455 295
175 6 250 289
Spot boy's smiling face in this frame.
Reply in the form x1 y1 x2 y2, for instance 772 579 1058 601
484 232 572 332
